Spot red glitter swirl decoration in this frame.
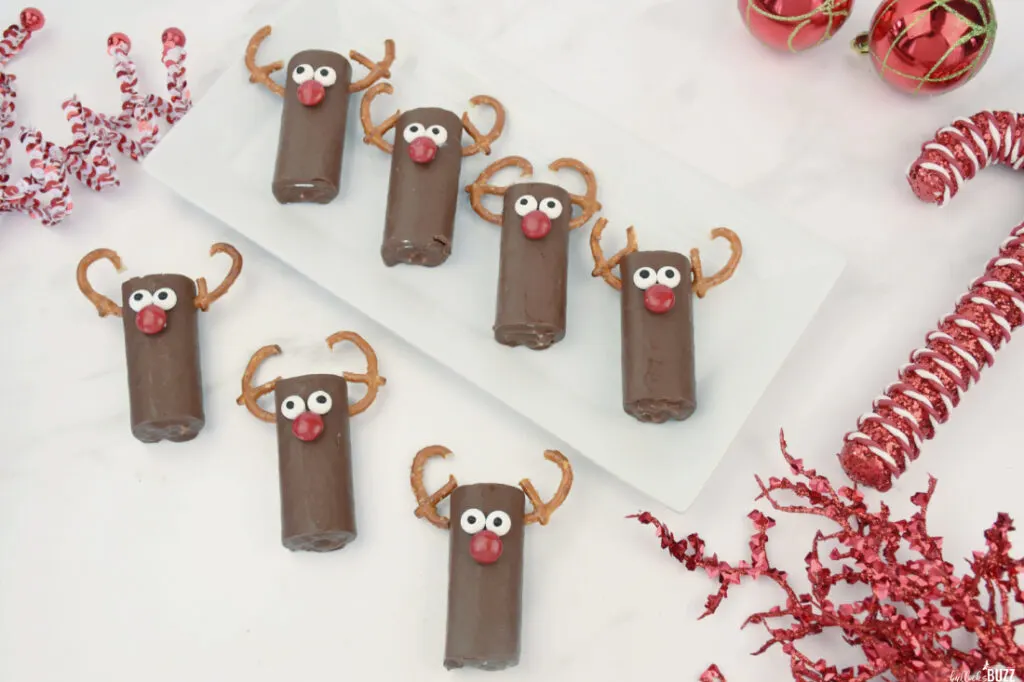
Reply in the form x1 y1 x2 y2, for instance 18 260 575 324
0 10 191 227
839 111 1024 491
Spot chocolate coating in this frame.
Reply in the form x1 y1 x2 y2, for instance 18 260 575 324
444 483 526 671
494 182 572 349
274 374 356 552
272 50 353 204
381 108 463 267
121 274 204 443
620 250 696 423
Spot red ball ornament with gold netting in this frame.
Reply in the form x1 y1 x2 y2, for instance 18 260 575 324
739 0 855 52
852 0 996 95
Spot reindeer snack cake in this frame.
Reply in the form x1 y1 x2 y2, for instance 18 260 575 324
411 446 573 670
465 156 601 349
245 26 395 204
237 331 386 552
590 221 743 423
76 244 243 443
359 84 506 267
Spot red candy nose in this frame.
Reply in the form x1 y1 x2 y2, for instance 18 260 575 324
468 530 503 565
407 137 438 164
292 412 324 442
135 305 167 335
644 284 675 314
297 80 325 107
520 210 551 240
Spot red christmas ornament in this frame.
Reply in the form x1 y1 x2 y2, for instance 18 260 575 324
739 0 855 52
852 0 996 96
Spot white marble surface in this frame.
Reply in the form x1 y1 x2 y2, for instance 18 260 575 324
1 1 1023 680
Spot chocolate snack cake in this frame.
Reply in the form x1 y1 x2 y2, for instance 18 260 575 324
76 244 243 443
590 219 743 423
359 84 505 266
465 156 602 349
245 25 395 204
410 446 573 670
237 331 386 552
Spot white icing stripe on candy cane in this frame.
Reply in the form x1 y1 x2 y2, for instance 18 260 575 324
844 431 900 468
919 162 951 182
924 142 958 165
928 335 981 377
968 295 1012 335
856 414 909 447
912 349 964 386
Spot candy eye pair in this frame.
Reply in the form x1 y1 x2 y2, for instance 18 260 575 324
291 64 337 87
633 266 682 290
280 390 333 419
128 287 177 312
402 123 448 146
459 508 512 536
514 195 563 220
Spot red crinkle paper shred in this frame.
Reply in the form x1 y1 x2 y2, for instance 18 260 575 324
634 432 1024 682
839 111 1024 492
0 8 192 226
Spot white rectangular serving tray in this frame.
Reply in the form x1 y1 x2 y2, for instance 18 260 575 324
143 0 845 512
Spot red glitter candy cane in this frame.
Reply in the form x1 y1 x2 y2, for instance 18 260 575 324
839 111 1024 492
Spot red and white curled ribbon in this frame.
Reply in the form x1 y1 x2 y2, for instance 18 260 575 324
0 7 192 227
839 111 1024 491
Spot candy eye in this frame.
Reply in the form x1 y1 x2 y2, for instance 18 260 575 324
152 287 177 310
485 510 512 537
538 197 563 220
513 194 538 217
657 266 682 289
632 267 657 290
460 508 486 534
426 125 448 146
307 390 332 415
291 64 314 84
127 289 153 312
402 123 426 143
280 395 306 420
313 65 336 87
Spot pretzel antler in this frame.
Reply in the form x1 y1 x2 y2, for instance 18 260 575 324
410 445 459 530
76 248 126 318
461 95 505 157
348 39 395 93
465 155 535 225
235 344 283 423
520 450 573 526
549 158 601 229
589 218 639 291
359 82 400 154
244 25 284 97
325 331 387 416
194 243 243 311
690 228 743 299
